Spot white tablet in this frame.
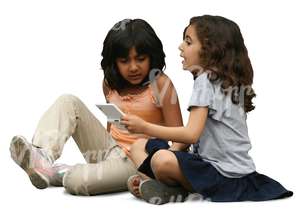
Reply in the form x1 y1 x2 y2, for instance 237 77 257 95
96 103 125 123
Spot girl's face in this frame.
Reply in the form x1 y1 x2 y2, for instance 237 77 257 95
178 25 202 73
116 47 150 86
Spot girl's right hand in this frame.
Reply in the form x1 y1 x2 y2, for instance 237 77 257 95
121 114 148 134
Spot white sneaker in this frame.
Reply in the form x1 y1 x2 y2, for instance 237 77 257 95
10 135 54 189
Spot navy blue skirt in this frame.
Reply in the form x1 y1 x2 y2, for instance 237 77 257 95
138 138 293 202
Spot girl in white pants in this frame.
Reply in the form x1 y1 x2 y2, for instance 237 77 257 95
10 18 184 195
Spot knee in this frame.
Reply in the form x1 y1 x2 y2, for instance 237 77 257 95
56 94 80 104
150 150 174 179
55 94 82 117
63 164 90 196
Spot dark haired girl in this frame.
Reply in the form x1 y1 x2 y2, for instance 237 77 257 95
9 18 184 196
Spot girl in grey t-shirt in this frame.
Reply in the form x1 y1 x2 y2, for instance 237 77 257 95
123 15 293 204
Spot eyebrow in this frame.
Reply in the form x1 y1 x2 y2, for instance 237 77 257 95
117 53 147 59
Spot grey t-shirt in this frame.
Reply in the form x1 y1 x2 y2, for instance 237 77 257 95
188 73 256 178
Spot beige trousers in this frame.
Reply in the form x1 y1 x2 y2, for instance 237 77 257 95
32 94 136 195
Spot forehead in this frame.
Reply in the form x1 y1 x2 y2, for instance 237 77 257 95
128 47 138 56
184 25 197 39
117 47 148 60
118 46 147 59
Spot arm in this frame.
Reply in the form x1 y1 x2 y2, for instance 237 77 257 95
143 107 208 144
102 79 111 132
122 106 208 145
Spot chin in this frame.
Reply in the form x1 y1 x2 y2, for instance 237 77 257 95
129 80 143 86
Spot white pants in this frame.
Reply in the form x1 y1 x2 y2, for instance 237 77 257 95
32 94 136 195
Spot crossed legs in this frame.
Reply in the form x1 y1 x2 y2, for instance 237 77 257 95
129 139 193 192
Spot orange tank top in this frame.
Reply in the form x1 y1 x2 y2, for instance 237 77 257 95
106 84 164 156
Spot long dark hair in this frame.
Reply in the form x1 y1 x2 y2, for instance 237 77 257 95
101 19 166 92
186 15 256 113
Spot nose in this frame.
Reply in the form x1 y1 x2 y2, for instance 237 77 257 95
178 42 183 52
129 60 138 72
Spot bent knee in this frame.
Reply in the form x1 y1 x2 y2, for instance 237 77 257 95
57 94 80 104
151 150 174 176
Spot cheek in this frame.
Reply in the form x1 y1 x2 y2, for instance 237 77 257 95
188 48 201 65
116 64 129 78
141 60 150 74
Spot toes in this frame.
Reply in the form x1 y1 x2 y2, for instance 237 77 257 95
133 178 140 186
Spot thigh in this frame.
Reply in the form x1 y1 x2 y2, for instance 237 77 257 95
63 147 136 195
69 95 117 163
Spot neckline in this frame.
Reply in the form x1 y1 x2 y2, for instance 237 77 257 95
117 85 150 98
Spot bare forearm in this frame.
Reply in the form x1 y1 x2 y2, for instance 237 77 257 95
143 122 198 144
122 108 207 145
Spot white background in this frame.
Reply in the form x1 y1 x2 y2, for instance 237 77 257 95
0 0 299 217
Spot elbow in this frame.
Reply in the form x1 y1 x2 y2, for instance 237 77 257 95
185 133 199 144
185 129 203 144
190 137 199 144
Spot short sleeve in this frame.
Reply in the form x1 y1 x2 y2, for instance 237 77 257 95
187 73 224 121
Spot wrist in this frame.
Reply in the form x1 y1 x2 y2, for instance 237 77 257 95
142 120 150 134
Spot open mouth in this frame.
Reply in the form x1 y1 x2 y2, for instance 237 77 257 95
180 54 186 63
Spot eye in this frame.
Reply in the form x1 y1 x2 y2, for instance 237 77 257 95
137 56 146 62
185 39 191 45
118 58 128 64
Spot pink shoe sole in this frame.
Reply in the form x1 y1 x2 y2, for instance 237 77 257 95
10 136 49 189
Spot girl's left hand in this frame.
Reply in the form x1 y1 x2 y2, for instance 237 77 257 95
121 114 147 134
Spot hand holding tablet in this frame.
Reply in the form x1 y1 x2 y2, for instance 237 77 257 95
96 104 127 129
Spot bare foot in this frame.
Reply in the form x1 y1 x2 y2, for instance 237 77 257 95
127 174 142 198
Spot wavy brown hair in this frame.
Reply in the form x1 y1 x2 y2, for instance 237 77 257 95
187 15 256 113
